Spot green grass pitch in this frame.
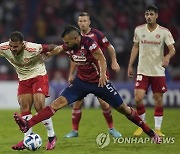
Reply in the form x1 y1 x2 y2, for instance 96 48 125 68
0 108 179 154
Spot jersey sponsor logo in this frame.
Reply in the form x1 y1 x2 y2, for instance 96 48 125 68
141 40 161 45
72 55 86 62
9 58 32 67
89 43 97 51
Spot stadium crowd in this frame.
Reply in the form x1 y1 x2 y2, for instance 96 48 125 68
0 0 179 81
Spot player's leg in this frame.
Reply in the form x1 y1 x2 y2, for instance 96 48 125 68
114 103 161 143
151 76 167 137
133 75 149 136
98 98 122 138
64 100 83 138
133 89 146 136
95 82 161 143
33 75 57 150
153 93 165 136
14 77 88 134
12 94 33 150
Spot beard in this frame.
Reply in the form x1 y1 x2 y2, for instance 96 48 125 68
69 44 79 50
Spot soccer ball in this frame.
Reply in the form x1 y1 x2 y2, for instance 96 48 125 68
23 133 42 151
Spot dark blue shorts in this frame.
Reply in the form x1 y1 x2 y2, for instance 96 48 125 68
61 77 123 108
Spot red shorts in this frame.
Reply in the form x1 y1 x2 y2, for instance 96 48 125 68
135 74 167 93
18 74 49 97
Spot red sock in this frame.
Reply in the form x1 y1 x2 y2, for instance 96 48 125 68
28 106 56 128
102 107 113 129
154 106 163 116
72 109 81 131
126 107 153 137
136 104 145 115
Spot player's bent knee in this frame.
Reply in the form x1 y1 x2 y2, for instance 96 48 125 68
115 103 130 116
100 102 109 110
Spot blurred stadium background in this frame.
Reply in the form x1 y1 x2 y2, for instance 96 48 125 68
0 0 180 109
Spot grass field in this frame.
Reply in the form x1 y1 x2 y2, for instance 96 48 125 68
0 108 180 154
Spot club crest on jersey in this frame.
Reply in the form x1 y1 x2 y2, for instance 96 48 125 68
24 58 30 63
156 34 160 39
72 55 86 62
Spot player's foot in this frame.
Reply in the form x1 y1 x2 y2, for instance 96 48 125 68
155 129 165 137
150 130 162 144
64 130 78 138
14 112 29 133
46 136 57 150
133 127 143 136
109 128 122 138
12 140 25 150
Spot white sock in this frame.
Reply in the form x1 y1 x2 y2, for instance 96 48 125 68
22 114 33 137
139 113 146 122
42 118 55 137
154 116 163 130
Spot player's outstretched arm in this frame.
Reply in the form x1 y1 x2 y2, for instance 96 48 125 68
46 45 64 58
92 48 107 87
107 44 120 73
128 42 139 78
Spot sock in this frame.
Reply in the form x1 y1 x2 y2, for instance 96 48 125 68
102 107 113 129
136 104 146 122
72 109 81 131
154 106 163 130
21 111 33 137
126 107 154 137
28 106 56 128
42 118 55 137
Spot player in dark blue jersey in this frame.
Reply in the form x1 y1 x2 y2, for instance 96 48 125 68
14 25 161 144
65 12 121 138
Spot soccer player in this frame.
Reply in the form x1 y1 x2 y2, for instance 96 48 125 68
128 5 176 137
64 12 121 138
0 31 57 150
14 25 161 143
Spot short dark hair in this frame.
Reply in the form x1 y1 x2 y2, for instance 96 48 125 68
146 5 158 13
10 31 24 42
61 25 81 38
78 12 90 17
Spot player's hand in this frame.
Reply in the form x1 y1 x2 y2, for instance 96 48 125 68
68 74 74 84
111 61 120 73
98 73 108 87
128 66 133 78
162 55 170 68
